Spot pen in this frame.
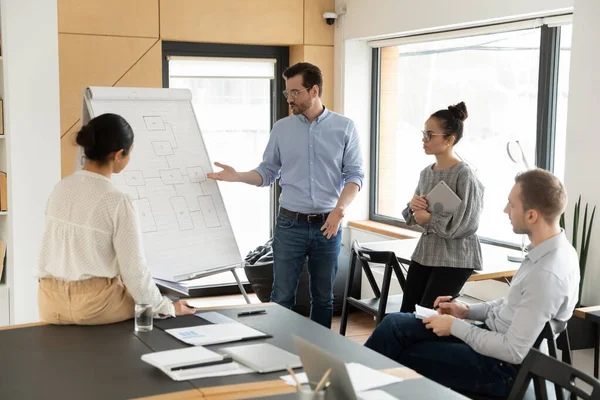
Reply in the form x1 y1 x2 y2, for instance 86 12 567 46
434 295 460 309
170 356 233 371
237 309 266 317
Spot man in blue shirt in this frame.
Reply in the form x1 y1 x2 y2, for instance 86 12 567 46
208 62 364 328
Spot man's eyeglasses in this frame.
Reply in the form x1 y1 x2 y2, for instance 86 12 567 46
283 88 308 99
422 130 447 142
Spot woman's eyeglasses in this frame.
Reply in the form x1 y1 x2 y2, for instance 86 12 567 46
421 130 447 142
282 88 309 99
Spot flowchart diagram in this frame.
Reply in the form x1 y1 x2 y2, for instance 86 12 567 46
124 115 221 233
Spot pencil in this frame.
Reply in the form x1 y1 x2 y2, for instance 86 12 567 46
315 368 332 392
434 294 460 309
287 366 300 387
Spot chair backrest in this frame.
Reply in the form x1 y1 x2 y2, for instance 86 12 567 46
352 240 407 290
507 348 600 400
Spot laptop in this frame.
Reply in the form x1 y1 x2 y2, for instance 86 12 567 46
294 336 358 400
219 343 302 373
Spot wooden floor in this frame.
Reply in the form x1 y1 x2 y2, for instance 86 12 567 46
189 293 376 345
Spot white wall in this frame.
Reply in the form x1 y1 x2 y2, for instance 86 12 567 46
1 0 61 323
563 0 600 306
338 39 372 223
338 0 573 41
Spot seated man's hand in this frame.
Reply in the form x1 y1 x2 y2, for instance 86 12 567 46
434 296 470 319
423 315 454 337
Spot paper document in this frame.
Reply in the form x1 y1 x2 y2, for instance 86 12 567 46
141 346 253 381
280 362 402 393
415 304 438 319
164 362 252 381
358 390 399 400
142 346 222 369
166 322 268 346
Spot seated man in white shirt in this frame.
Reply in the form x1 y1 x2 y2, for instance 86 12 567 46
365 168 579 398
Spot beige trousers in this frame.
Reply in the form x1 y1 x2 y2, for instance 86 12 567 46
38 276 135 325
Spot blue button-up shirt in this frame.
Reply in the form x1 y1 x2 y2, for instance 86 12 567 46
254 107 364 214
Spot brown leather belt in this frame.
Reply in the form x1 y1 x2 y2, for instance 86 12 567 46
279 207 330 223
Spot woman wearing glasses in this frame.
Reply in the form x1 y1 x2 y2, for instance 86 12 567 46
400 102 484 313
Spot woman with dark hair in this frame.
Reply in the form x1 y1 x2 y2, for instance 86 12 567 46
400 102 484 313
37 113 195 325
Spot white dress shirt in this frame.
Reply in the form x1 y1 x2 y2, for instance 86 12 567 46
451 231 579 364
37 170 174 317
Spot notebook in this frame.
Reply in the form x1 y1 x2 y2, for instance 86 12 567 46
425 180 462 213
414 304 438 320
141 346 251 381
219 343 302 373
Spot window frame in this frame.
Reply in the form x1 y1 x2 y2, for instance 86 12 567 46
162 42 289 295
368 19 570 249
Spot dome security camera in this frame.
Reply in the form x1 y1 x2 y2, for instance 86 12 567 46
323 12 338 25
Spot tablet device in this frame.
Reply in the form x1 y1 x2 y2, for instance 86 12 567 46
426 180 462 213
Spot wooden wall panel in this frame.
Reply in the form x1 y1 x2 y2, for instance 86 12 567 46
115 41 162 88
160 0 303 45
59 34 156 135
304 0 335 46
58 0 159 37
288 45 334 110
289 45 305 68
61 122 81 178
304 45 334 110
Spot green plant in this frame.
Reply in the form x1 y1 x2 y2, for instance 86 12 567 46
560 195 596 306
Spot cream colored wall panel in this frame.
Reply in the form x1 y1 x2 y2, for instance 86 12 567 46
61 122 81 178
304 0 334 46
58 0 159 37
160 0 303 45
115 41 162 88
59 34 156 135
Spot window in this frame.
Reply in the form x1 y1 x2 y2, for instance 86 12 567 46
370 18 572 246
164 43 289 289
554 24 572 182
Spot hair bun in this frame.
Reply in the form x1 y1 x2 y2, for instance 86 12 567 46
448 102 468 121
75 124 96 149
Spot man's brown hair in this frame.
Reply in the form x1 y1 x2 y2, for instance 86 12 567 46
515 168 567 223
283 62 323 97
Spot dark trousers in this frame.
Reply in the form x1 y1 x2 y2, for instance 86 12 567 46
400 260 473 313
364 313 518 397
270 213 341 329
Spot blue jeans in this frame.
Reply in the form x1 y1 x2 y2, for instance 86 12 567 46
364 313 518 397
271 213 341 328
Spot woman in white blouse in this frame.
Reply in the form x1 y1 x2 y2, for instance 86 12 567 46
37 113 196 325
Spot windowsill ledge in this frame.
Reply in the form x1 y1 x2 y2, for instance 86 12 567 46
348 220 421 240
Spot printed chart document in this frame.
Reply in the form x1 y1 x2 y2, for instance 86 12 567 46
165 322 269 346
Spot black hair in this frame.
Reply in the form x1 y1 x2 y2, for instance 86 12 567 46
430 101 468 145
76 113 134 164
283 62 323 97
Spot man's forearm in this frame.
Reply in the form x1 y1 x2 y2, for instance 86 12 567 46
237 171 263 186
335 183 360 211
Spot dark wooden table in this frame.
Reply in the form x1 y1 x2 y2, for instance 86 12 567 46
0 304 468 400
